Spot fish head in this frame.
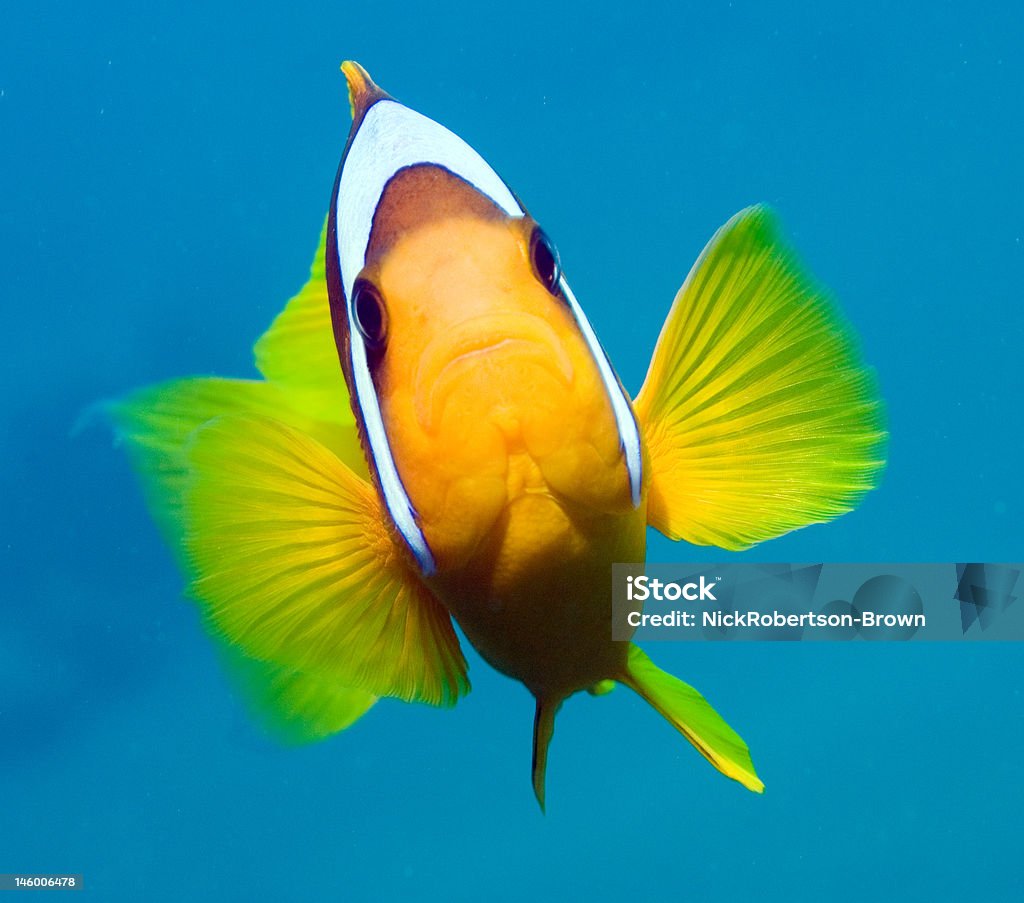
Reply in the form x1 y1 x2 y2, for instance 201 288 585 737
327 63 643 575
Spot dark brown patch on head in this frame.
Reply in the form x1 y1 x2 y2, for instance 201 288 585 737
364 164 510 267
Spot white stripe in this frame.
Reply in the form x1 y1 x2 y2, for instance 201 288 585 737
337 100 524 575
338 100 523 300
558 276 643 507
347 318 436 574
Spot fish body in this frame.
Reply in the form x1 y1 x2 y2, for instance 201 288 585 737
327 68 646 704
112 63 886 806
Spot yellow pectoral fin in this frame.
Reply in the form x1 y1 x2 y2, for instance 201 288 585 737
222 648 377 744
253 219 351 425
622 646 764 793
184 414 470 708
110 377 294 563
634 205 887 550
109 377 367 564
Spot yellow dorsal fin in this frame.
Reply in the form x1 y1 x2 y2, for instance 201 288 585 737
633 206 887 550
185 414 470 707
253 220 351 425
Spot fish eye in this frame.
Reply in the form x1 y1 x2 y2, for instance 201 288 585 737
352 280 387 347
529 227 562 294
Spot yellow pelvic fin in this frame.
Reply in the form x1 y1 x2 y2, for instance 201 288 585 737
185 414 470 708
633 206 887 550
587 680 616 697
621 646 764 793
253 219 352 426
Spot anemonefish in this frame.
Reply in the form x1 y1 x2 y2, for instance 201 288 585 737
111 62 886 807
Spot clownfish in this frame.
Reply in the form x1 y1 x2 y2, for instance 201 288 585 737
111 62 886 807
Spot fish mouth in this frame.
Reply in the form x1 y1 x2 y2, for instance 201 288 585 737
414 312 575 434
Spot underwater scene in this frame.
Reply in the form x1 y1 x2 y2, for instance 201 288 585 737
2 1 1022 900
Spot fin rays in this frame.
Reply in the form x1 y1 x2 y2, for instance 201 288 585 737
186 415 469 709
621 646 764 793
111 225 468 737
635 205 887 550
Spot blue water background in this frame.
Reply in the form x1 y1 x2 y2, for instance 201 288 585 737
2 1 1022 899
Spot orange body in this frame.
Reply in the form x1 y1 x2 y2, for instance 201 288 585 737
364 167 644 697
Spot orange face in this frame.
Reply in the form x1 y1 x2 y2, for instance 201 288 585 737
354 166 633 572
